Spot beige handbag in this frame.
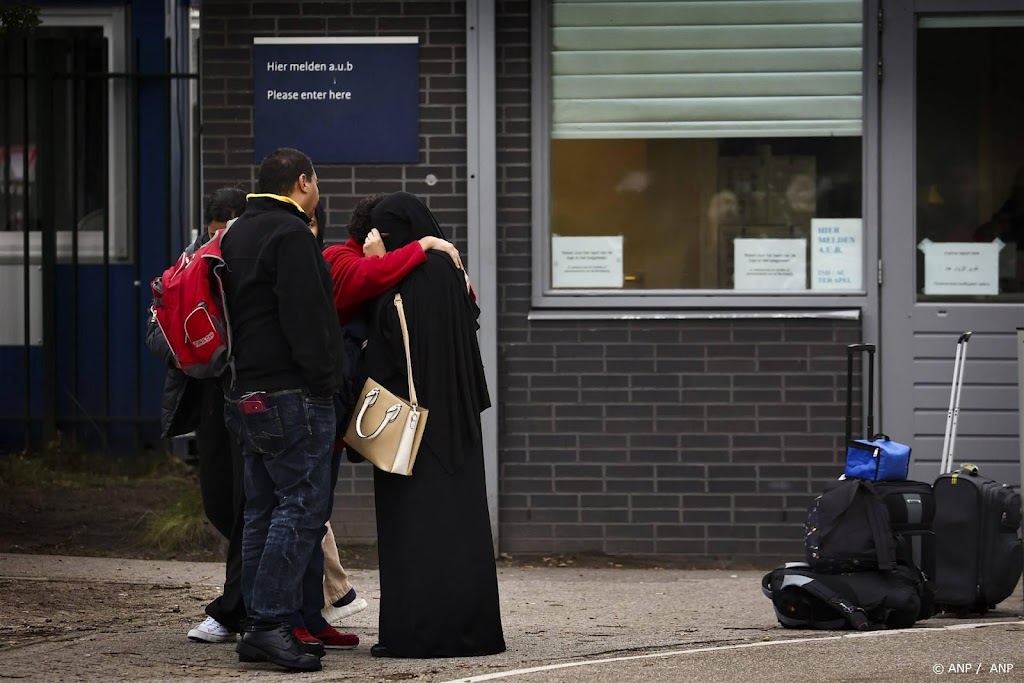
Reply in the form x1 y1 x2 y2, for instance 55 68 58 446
343 294 428 476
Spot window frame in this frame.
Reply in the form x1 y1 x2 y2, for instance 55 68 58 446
529 0 874 310
0 5 130 263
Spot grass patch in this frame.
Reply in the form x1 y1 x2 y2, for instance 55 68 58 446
0 449 190 489
142 484 219 554
0 446 223 560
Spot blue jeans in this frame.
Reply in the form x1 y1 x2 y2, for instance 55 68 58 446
224 389 335 626
292 443 343 635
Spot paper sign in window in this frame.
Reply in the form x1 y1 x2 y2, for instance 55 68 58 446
734 238 807 291
551 235 623 288
918 239 1004 296
811 218 862 291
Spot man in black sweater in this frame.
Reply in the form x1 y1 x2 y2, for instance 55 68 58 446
220 148 344 672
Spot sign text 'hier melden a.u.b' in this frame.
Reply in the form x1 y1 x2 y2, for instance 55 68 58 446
253 37 419 164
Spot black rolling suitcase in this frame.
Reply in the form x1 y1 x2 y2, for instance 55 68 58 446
839 344 936 578
933 333 1024 613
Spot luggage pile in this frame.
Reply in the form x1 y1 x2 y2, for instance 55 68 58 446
762 335 1023 630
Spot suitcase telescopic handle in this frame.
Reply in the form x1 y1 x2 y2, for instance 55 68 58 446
847 343 877 355
846 343 877 447
940 332 972 475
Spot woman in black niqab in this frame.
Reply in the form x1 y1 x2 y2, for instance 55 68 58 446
363 191 505 658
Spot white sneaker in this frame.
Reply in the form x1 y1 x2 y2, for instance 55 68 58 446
187 616 236 643
321 596 368 624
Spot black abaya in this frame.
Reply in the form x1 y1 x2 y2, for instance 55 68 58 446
364 197 505 658
372 436 504 657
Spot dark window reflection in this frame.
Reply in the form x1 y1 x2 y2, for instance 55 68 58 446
1 28 108 235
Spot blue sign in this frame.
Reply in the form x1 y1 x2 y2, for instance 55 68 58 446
253 37 419 164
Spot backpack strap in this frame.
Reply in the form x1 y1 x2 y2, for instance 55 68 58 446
778 572 881 631
860 481 897 571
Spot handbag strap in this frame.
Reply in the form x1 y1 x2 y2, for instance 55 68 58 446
393 293 418 408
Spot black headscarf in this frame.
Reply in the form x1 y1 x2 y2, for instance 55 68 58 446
372 191 445 251
363 192 489 473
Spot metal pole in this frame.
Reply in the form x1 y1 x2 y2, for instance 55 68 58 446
38 42 57 447
467 0 499 556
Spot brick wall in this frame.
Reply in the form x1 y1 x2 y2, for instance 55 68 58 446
201 0 867 563
494 317 863 563
200 0 468 542
200 0 469 244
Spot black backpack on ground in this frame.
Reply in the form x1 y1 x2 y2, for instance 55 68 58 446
805 479 898 574
823 478 936 581
762 562 934 631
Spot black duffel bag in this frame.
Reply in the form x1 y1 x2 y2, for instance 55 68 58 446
762 561 934 630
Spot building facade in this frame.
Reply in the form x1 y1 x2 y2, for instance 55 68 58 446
4 0 1022 564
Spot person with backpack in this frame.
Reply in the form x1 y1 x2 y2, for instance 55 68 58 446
217 148 346 672
147 186 250 642
147 189 364 652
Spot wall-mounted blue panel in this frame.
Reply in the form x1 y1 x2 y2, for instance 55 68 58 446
253 37 420 164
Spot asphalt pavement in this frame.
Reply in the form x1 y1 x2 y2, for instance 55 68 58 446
0 553 1021 683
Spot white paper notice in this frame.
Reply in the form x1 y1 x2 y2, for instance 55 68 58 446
551 235 624 288
734 238 807 291
918 239 1004 296
811 218 862 290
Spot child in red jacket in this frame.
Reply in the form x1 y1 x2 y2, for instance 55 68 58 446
322 193 463 326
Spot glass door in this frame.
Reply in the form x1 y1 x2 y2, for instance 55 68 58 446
879 2 1024 485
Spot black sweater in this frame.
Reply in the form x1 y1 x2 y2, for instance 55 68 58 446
220 194 345 396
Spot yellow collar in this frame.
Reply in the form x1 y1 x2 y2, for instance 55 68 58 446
246 193 308 216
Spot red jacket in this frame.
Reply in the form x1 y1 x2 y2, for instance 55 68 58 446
322 238 427 325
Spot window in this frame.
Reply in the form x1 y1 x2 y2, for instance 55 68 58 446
0 7 129 262
534 0 866 304
916 19 1024 301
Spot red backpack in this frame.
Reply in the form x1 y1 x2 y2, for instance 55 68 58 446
149 227 233 379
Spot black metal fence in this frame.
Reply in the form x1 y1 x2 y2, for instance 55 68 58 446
0 32 198 453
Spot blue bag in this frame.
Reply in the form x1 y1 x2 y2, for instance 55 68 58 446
845 434 911 481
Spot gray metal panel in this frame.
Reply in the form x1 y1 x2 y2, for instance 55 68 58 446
860 0 881 386
914 437 1020 463
916 386 1018 409
531 0 552 307
555 1 863 26
548 1 865 138
0 265 42 346
880 1 1024 488
914 361 1018 386
467 0 499 550
910 322 1022 486
877 0 918 462
915 413 1020 438
1018 329 1024 496
912 333 1018 357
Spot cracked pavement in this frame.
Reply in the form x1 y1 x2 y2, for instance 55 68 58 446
0 553 1021 682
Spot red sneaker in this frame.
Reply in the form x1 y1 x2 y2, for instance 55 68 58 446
291 626 326 658
312 625 359 649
